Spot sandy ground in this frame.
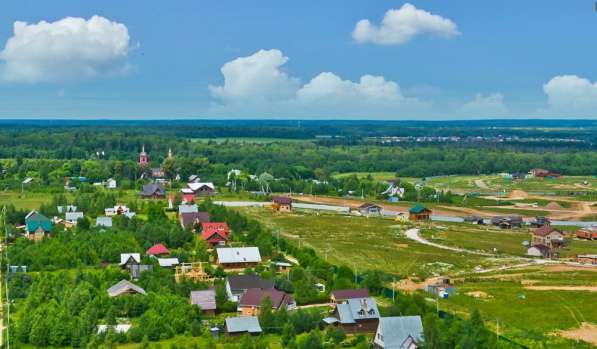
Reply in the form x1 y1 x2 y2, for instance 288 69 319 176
474 179 489 189
393 277 442 293
524 285 597 292
557 323 597 345
465 290 491 299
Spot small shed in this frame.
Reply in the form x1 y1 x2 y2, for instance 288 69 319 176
190 289 217 315
358 203 383 216
225 316 262 336
272 196 293 212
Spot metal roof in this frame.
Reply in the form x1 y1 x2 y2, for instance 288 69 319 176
337 297 380 324
217 247 261 264
65 211 84 222
178 204 198 214
120 253 141 266
107 279 147 297
190 289 216 311
96 216 113 227
376 316 423 348
225 316 262 334
157 258 179 267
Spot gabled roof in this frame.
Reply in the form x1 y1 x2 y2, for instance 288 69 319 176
226 275 274 291
336 297 380 324
146 243 170 255
188 182 215 191
190 289 217 311
202 222 229 241
217 247 261 264
532 225 564 237
141 183 166 196
332 288 370 300
359 202 382 210
239 288 294 309
180 211 210 229
107 279 147 297
272 195 292 205
25 211 52 233
120 253 141 266
225 316 262 334
529 244 551 257
377 316 424 348
409 204 429 214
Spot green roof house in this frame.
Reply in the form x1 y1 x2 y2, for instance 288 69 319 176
409 204 431 222
25 211 52 241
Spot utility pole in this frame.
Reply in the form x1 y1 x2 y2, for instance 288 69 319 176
496 319 499 341
3 205 10 349
392 277 395 303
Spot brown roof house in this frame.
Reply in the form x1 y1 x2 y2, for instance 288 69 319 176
140 183 166 198
238 288 296 316
528 226 565 259
331 288 370 304
272 196 292 212
179 211 210 230
190 289 217 315
225 275 274 302
358 203 383 216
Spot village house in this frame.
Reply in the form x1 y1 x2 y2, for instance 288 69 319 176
577 254 597 265
24 210 52 241
531 226 565 249
105 178 117 189
120 253 152 279
65 211 84 227
576 227 597 240
527 244 553 259
217 247 261 269
140 183 166 198
225 275 274 302
530 216 551 228
157 257 180 268
107 279 147 297
331 288 370 304
529 168 560 178
409 204 431 222
271 196 293 212
190 289 217 315
95 216 113 228
146 243 170 256
373 316 424 349
238 288 296 316
179 211 210 230
105 204 131 216
329 297 380 333
224 316 262 336
490 215 523 229
97 324 130 335
358 203 383 216
201 222 229 246
464 215 485 225
178 204 198 214
184 182 216 196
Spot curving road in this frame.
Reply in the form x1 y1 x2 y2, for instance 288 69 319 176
404 228 494 256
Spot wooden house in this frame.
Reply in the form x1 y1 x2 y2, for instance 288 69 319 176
531 226 565 249
409 204 431 222
331 288 370 304
576 227 597 240
331 297 380 333
190 289 217 315
490 215 523 229
185 182 215 196
175 262 214 283
216 247 261 269
179 211 210 230
201 222 229 246
271 196 292 212
225 275 274 302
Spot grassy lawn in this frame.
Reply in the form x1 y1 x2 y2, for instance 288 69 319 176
442 268 597 337
237 208 505 278
0 190 56 210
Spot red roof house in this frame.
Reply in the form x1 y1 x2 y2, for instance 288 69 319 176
147 243 170 256
201 222 229 246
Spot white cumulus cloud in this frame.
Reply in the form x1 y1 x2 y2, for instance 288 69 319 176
209 49 429 118
543 75 597 114
352 3 459 45
459 93 509 117
209 49 300 103
0 16 132 83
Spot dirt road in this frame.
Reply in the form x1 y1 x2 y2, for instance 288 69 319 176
404 228 494 256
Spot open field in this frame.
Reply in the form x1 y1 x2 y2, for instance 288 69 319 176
190 137 314 144
236 207 500 277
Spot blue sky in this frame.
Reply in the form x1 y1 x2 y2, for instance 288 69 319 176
1 0 597 119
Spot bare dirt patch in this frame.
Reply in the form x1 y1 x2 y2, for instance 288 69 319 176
510 190 528 199
524 285 597 292
544 264 597 273
465 290 491 299
557 323 597 345
545 201 563 210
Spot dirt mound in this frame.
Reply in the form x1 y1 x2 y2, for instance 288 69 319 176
545 201 563 210
557 323 597 345
466 291 491 299
510 190 528 199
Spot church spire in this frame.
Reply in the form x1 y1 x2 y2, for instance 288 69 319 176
168 147 173 159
